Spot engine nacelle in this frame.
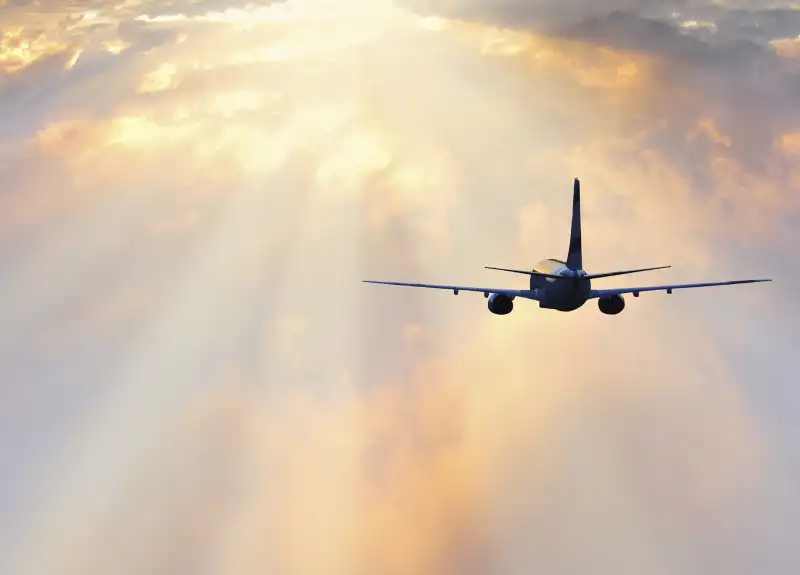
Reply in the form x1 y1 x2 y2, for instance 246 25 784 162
598 294 625 315
488 293 514 315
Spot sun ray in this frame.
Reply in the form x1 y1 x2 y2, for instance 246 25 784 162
1 1 798 574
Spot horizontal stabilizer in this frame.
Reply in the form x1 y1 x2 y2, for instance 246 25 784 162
585 266 671 280
485 265 670 280
484 266 563 279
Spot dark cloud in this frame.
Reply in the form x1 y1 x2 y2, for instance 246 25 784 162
402 0 800 42
116 20 184 52
135 0 287 17
557 11 800 167
669 6 800 44
398 0 800 177
401 0 663 28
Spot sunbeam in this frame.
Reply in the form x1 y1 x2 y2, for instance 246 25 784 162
1 1 799 574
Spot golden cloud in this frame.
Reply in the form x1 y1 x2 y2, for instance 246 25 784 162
2 2 797 575
25 309 781 574
772 37 800 59
0 27 71 73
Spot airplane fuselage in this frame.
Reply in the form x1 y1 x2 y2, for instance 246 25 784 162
531 258 592 312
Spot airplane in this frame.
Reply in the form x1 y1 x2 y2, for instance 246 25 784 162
362 178 772 316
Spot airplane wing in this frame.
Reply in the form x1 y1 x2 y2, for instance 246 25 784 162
590 278 772 298
362 280 540 300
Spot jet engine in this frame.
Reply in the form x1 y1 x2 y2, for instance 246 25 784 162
598 294 625 315
488 293 514 315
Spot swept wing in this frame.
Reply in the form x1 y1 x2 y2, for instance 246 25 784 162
591 278 771 298
362 280 540 300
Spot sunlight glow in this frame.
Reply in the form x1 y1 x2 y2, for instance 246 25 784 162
779 132 800 154
104 39 132 54
773 37 800 58
137 63 180 93
315 131 393 191
1 1 796 574
108 115 182 147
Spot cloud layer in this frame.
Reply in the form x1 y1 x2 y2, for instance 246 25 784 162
1 1 798 574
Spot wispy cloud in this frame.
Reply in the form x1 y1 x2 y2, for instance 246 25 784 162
0 1 797 574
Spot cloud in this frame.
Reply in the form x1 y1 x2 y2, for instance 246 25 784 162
401 0 800 41
0 1 798 574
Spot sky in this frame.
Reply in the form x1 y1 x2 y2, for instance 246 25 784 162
0 0 799 573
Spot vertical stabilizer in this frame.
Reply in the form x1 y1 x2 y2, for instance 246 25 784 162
566 178 582 270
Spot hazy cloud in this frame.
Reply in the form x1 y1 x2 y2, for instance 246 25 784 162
0 1 798 574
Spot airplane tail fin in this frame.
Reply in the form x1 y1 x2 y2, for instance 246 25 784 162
566 178 582 270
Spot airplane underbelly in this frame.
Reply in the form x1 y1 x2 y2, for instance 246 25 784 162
540 278 591 311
